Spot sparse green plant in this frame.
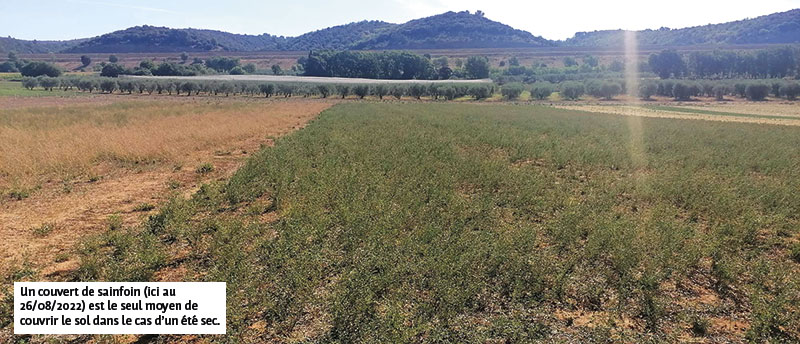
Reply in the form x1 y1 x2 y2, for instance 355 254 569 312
690 315 709 337
32 222 55 237
133 203 156 212
107 214 123 231
196 163 215 174
790 243 800 263
167 180 182 190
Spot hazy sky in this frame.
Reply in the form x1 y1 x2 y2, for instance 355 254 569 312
2 0 799 41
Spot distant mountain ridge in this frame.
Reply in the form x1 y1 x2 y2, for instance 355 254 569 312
0 37 87 54
564 9 800 47
1 9 799 54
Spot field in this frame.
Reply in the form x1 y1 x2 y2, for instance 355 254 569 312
4 100 798 342
2 78 800 343
0 95 331 279
555 102 800 126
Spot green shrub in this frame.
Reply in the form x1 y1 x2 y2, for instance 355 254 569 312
745 83 770 101
38 76 60 91
598 81 622 100
353 85 370 99
20 61 62 77
530 83 553 100
638 82 657 100
336 85 351 99
372 84 388 99
672 81 693 100
409 84 427 99
468 85 492 100
21 77 38 90
560 82 584 100
100 63 128 77
99 79 117 93
500 83 524 100
780 82 800 100
713 85 729 100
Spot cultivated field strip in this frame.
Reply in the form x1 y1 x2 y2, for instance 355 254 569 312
554 104 800 126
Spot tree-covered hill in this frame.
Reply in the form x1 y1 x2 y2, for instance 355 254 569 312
2 9 799 54
283 21 397 51
565 9 800 47
62 25 287 53
351 11 554 50
0 37 87 54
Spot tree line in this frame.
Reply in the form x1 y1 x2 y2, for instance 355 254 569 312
19 75 497 100
649 47 799 79
299 51 490 80
19 74 800 102
492 47 800 84
545 78 800 101
0 52 63 77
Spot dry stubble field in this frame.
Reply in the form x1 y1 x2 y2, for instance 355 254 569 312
0 94 333 276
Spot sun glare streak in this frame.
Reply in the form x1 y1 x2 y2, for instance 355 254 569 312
624 30 647 175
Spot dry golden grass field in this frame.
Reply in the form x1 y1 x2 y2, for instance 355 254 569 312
0 96 332 276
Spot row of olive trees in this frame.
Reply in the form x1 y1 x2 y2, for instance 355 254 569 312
548 78 800 101
20 76 497 100
638 79 800 101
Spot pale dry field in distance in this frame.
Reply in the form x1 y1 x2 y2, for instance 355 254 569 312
555 101 800 126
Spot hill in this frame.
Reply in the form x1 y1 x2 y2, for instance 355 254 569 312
0 37 86 54
62 25 287 53
351 11 554 49
565 9 800 47
2 9 800 54
1 11 554 53
283 21 397 51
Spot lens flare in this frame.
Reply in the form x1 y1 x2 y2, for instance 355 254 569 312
624 30 647 177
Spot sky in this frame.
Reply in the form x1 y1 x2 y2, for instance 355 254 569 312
1 0 799 41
